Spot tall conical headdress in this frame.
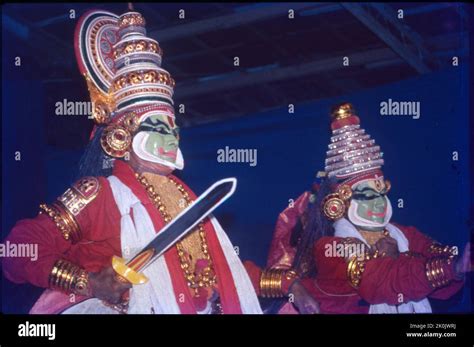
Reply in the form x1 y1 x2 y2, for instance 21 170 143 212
320 103 388 221
324 103 384 180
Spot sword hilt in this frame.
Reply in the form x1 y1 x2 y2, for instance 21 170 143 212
111 255 149 285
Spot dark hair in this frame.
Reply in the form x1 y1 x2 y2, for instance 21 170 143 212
290 176 337 277
76 126 114 179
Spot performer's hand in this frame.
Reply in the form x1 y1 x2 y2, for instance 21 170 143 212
455 243 471 277
375 236 399 259
289 280 320 314
88 266 132 304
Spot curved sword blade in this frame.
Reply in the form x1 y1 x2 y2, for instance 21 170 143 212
126 177 237 272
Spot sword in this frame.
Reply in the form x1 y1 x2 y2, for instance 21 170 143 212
111 177 237 285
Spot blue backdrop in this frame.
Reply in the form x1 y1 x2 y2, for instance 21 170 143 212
2 65 471 313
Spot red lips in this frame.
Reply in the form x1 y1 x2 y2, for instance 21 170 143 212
367 210 385 218
157 147 177 157
367 204 387 218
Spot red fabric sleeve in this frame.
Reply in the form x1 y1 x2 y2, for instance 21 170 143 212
2 214 72 288
359 255 440 305
2 176 120 288
313 237 463 305
313 237 359 294
395 224 436 257
74 177 121 243
266 191 310 269
395 225 465 300
243 261 262 296
360 254 463 305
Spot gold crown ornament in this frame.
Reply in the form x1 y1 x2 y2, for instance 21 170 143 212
331 102 355 121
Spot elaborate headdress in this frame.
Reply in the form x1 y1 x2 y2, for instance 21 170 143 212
74 9 181 167
290 103 391 275
325 103 384 179
321 103 390 221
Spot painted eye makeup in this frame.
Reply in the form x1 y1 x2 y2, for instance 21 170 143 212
352 189 384 201
137 124 162 133
138 120 172 133
136 117 180 140
155 125 170 135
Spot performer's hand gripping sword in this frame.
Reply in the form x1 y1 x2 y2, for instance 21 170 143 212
110 177 237 287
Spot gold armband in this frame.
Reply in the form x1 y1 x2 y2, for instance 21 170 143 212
346 250 381 289
39 203 81 243
39 176 100 243
260 269 298 298
49 259 91 296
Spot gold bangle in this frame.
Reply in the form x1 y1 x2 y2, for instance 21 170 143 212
260 269 287 298
49 259 90 296
425 258 450 289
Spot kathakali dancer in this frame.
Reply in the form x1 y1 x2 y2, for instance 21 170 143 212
2 9 261 314
254 102 471 314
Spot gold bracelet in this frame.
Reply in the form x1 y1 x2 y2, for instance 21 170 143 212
260 269 296 298
425 257 450 288
260 269 276 298
49 259 91 296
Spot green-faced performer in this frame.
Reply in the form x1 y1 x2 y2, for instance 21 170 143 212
3 9 262 314
257 103 471 314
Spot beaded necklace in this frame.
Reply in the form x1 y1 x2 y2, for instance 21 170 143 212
134 173 217 296
358 229 390 247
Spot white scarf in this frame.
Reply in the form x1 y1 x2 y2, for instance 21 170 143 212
333 218 432 314
63 175 261 314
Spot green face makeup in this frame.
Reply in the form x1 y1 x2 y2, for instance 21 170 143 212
351 180 389 225
136 114 180 163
